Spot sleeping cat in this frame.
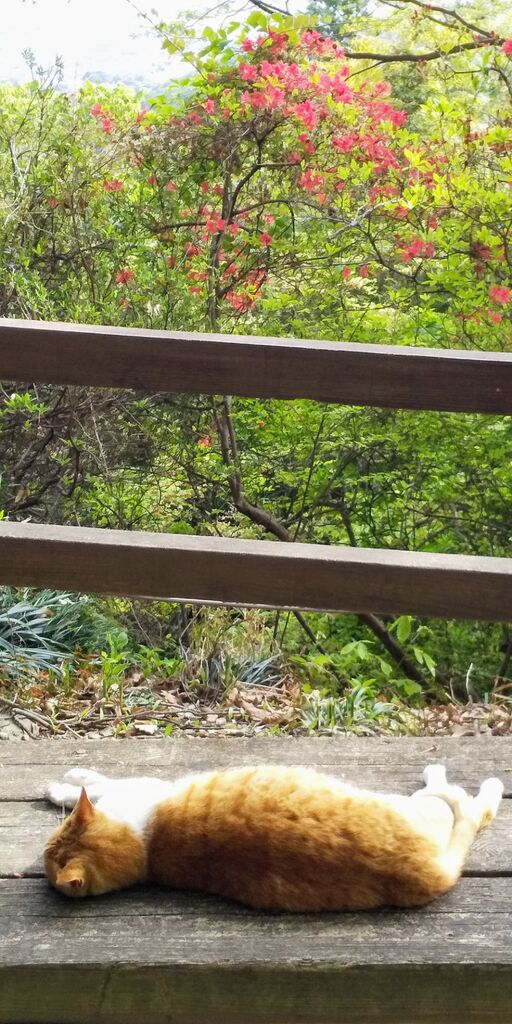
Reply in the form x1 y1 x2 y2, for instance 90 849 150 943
44 763 503 911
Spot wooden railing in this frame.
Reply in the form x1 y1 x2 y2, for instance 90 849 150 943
0 317 511 622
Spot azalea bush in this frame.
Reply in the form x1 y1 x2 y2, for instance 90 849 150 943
0 6 511 700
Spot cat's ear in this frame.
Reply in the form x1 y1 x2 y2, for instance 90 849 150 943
74 787 95 826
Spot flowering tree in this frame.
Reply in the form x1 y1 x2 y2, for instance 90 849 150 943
1 7 512 693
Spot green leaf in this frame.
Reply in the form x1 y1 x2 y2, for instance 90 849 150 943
396 615 412 644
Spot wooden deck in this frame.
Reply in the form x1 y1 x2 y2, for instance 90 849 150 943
1 734 512 1024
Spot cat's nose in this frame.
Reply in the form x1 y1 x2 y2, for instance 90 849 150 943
56 878 86 898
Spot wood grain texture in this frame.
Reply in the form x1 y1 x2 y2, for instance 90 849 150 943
1 734 512 795
1 878 512 1023
0 521 511 620
2 737 512 1023
1 317 512 413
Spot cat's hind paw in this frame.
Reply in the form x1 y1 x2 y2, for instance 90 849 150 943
423 764 447 788
475 777 504 829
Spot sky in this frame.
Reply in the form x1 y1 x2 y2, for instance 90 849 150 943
1 0 264 90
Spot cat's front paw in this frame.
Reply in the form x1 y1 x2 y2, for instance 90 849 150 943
63 768 103 786
45 781 81 809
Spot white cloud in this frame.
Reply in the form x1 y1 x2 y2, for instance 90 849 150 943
2 0 251 89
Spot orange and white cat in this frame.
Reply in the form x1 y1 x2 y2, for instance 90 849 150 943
44 763 503 911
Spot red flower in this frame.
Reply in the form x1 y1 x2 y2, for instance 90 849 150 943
197 435 212 447
103 179 123 192
100 117 114 133
200 181 209 193
489 311 503 324
147 175 158 186
259 232 273 246
90 103 104 117
116 269 135 285
489 284 511 305
241 38 254 52
166 255 177 268
342 267 352 280
48 196 59 209
401 237 435 261
118 297 129 308
240 63 257 82
502 39 512 56
204 99 215 115
184 243 200 257
359 264 370 278
166 181 177 192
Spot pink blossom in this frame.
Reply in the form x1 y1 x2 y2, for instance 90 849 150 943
489 311 503 323
147 175 158 186
342 267 351 280
197 435 212 447
298 168 323 192
359 264 370 278
100 117 114 133
489 284 511 305
166 181 177 192
166 256 177 268
401 237 436 261
294 100 318 130
332 133 357 152
289 151 301 164
241 38 254 52
200 182 209 194
204 99 215 115
373 81 392 97
116 269 135 285
259 232 273 246
184 243 200 257
240 63 257 82
502 39 512 56
263 213 275 225
90 103 104 117
103 179 123 192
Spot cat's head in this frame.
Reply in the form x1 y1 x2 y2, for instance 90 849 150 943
44 788 146 898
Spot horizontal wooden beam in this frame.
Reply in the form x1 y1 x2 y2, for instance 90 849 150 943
0 318 511 413
0 522 510 621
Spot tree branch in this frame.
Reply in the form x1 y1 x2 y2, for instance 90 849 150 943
213 398 441 693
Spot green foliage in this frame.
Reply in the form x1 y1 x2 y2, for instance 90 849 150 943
0 5 511 710
0 588 115 677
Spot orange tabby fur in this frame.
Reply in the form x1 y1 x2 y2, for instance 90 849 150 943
45 764 501 910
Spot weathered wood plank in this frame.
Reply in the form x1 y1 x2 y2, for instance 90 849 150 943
1 317 512 414
2 797 509 878
2 738 512 1022
1 737 510 876
1 878 512 1023
0 521 511 620
1 736 512 796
